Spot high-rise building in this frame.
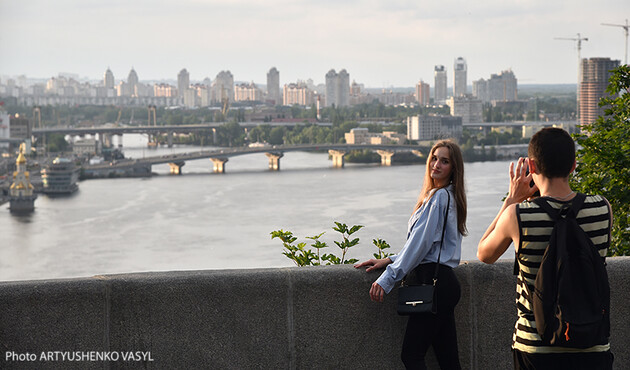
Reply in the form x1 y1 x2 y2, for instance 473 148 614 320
211 71 234 104
178 69 190 98
127 68 139 87
283 82 315 106
234 83 263 102
434 65 447 104
415 80 430 106
337 69 350 107
103 68 115 89
446 95 483 124
407 115 462 141
325 70 338 107
579 57 620 126
324 69 350 107
453 57 467 97
472 79 488 102
266 67 280 105
473 70 518 103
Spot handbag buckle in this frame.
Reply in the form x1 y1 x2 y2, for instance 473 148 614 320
406 301 424 306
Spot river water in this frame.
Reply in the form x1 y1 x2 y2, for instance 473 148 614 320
0 135 515 282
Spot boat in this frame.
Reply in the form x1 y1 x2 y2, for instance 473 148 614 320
40 157 80 194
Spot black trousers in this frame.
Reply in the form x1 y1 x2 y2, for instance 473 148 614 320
513 349 614 370
401 263 462 370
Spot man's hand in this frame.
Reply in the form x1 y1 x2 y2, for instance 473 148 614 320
507 157 539 204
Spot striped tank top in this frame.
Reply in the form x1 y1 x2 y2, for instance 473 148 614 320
513 194 611 354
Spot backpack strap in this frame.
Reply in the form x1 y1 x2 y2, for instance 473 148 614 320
532 193 587 221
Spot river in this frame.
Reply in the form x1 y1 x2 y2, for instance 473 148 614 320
0 135 515 281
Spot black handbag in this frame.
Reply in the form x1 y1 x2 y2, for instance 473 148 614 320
397 190 450 315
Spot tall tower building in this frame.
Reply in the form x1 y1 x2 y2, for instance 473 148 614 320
178 68 190 98
337 69 350 107
415 80 430 105
127 68 139 87
579 57 620 126
325 69 338 107
211 71 234 104
103 68 115 88
325 69 350 107
434 65 447 104
453 57 467 97
267 67 280 105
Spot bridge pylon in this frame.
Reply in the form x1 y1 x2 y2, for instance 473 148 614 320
376 150 395 166
211 157 228 173
328 150 346 168
265 152 284 171
168 162 185 175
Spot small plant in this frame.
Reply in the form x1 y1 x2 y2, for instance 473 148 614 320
332 222 363 265
271 221 390 267
270 229 317 267
305 232 329 266
372 238 393 259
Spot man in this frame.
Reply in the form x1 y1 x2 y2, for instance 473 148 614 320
477 127 613 369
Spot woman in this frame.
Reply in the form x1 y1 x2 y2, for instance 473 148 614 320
355 139 467 370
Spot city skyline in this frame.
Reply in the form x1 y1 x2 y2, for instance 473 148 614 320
1 1 628 87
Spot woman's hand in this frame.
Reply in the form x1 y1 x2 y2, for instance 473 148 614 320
369 282 385 302
354 258 392 272
506 157 539 204
355 258 392 302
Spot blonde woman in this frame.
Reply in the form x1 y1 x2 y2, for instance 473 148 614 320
356 139 467 370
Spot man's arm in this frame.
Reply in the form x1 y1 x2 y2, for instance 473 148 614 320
477 203 518 264
478 158 537 264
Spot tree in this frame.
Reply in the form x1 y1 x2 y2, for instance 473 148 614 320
572 65 630 256
268 126 285 145
47 133 69 153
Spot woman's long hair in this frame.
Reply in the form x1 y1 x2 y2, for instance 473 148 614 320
413 139 467 236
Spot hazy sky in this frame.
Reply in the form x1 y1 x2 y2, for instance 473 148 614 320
1 0 628 87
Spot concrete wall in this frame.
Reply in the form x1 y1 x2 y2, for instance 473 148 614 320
1 257 628 369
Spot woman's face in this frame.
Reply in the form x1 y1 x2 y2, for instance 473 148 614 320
429 146 453 187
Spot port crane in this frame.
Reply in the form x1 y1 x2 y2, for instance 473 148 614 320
602 19 629 65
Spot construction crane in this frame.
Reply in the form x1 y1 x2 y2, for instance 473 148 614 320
602 19 629 65
555 33 588 120
555 33 589 63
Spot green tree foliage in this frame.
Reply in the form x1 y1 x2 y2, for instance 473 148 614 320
268 126 286 145
572 65 630 256
46 133 69 153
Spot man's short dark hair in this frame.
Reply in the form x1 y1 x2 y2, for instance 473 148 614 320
528 127 575 178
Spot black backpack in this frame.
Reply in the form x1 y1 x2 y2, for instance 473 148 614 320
523 193 610 348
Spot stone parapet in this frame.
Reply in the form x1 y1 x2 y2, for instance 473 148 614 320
0 257 628 369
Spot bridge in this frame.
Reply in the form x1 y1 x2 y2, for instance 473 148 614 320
32 122 333 148
81 143 429 177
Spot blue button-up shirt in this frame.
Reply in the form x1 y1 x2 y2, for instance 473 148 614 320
375 185 462 293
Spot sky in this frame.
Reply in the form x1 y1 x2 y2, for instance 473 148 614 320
0 0 629 87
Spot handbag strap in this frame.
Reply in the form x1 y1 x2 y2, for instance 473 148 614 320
431 189 451 285
402 187 451 287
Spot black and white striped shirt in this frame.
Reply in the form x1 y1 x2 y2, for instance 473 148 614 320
513 194 611 353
